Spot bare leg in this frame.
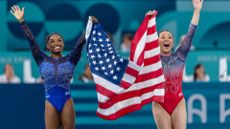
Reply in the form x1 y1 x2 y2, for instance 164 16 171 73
61 98 75 129
171 99 187 129
45 100 61 129
152 102 172 129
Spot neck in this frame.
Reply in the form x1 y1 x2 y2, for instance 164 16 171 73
160 51 171 56
51 53 63 58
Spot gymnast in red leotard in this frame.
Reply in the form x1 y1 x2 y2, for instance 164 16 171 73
146 0 203 129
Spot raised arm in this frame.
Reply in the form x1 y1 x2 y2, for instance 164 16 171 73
176 0 203 59
68 16 98 66
10 5 45 65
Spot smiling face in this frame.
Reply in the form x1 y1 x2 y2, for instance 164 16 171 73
46 34 64 55
159 31 174 55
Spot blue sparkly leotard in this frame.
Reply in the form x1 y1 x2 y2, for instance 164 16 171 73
20 21 85 112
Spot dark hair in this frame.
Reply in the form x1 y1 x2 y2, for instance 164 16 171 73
123 33 133 41
158 30 174 37
45 32 64 45
193 64 203 81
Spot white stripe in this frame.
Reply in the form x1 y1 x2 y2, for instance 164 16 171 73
85 16 93 40
133 31 147 63
93 73 124 94
122 73 136 84
140 60 162 74
97 88 164 116
146 32 158 43
148 17 156 28
127 61 141 71
97 92 109 103
144 46 160 59
124 75 165 93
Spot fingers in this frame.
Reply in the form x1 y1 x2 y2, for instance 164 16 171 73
145 10 155 16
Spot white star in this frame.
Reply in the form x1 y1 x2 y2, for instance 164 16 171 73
93 60 97 65
99 60 104 65
98 38 103 42
108 47 112 50
93 31 96 34
106 38 110 42
89 49 93 54
93 37 96 41
104 72 108 75
112 55 116 60
107 44 111 47
117 67 121 71
96 48 100 52
106 58 110 63
95 67 99 71
100 44 105 47
120 58 124 62
89 44 92 48
98 32 102 36
98 54 102 58
110 70 114 74
101 66 106 71
114 61 118 65
113 75 118 80
104 53 108 57
90 55 95 59
108 64 112 68
109 51 114 54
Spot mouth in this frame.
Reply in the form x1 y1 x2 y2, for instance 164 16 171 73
163 42 170 48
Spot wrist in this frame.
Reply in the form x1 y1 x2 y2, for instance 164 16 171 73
18 18 25 23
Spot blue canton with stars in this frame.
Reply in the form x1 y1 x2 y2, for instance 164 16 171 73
87 23 129 85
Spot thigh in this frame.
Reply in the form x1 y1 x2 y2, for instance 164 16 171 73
45 100 61 129
152 102 172 129
61 98 75 129
171 99 187 129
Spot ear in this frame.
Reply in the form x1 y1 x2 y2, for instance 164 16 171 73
46 44 50 50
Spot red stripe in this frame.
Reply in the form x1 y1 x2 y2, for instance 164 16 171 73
96 84 117 98
145 40 159 51
135 68 163 82
147 25 156 35
125 66 139 77
129 17 149 61
144 55 161 66
96 90 163 120
98 82 164 108
120 80 132 89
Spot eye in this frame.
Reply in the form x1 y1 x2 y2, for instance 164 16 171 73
49 40 54 43
58 39 63 42
168 36 172 39
161 36 165 39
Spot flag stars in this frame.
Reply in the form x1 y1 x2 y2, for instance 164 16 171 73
106 58 110 63
117 67 121 71
113 75 118 80
98 54 102 58
89 49 93 54
93 37 96 41
120 58 124 62
106 38 110 42
90 55 95 59
95 67 99 71
110 70 114 74
93 60 97 65
101 66 106 71
112 55 116 60
96 48 100 52
108 64 112 68
98 32 102 36
98 38 103 42
92 31 96 35
99 60 104 65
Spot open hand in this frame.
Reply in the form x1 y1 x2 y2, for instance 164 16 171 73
10 5 25 22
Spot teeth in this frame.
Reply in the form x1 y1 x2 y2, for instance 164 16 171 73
54 46 60 49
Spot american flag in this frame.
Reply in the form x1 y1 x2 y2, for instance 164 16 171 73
85 12 165 120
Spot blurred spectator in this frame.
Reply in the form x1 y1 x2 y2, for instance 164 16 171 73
0 64 21 84
79 64 93 83
193 64 210 82
120 33 133 52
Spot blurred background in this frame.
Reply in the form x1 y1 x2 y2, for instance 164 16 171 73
0 0 230 129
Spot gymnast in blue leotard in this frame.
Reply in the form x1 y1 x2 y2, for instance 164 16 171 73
10 5 94 129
